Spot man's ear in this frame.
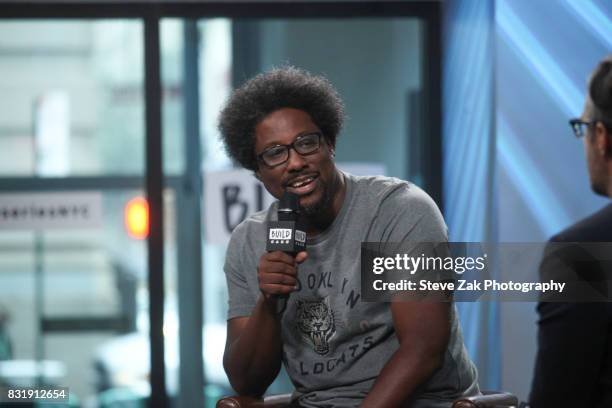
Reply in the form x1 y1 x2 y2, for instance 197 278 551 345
327 141 336 157
322 135 335 155
595 122 611 156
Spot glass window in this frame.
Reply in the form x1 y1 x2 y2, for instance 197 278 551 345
0 19 155 407
0 20 144 176
0 190 153 404
0 14 430 408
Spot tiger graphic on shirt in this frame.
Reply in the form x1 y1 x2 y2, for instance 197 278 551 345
295 297 337 355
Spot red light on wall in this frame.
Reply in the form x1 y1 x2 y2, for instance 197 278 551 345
125 197 149 239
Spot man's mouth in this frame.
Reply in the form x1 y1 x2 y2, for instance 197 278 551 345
285 174 318 195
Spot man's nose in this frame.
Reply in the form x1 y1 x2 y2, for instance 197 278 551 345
286 148 307 171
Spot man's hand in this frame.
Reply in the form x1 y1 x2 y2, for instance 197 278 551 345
258 251 308 299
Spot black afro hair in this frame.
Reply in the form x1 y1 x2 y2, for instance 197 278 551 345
218 66 345 170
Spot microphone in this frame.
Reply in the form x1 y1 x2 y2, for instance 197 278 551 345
266 191 307 254
266 192 306 313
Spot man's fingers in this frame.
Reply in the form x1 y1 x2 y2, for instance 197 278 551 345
295 251 308 264
257 251 306 298
258 251 303 297
260 261 297 276
258 273 297 287
261 283 297 295
266 251 297 265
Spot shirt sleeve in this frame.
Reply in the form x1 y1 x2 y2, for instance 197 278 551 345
224 222 258 320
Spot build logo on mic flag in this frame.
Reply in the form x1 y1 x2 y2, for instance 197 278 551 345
269 228 292 243
266 220 307 253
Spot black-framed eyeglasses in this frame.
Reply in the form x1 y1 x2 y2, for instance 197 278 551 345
256 132 322 168
569 118 596 138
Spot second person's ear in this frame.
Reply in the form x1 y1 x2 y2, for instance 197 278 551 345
595 122 610 156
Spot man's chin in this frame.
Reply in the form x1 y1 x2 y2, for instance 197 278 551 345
298 181 334 217
299 196 322 216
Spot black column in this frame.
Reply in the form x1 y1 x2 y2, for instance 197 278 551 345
177 19 205 408
144 13 168 408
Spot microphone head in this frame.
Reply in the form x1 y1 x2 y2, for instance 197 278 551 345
279 191 299 211
278 191 299 221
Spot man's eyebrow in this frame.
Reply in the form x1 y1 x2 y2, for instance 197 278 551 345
261 131 317 150
259 140 283 153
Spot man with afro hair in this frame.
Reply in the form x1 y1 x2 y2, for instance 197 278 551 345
219 66 479 407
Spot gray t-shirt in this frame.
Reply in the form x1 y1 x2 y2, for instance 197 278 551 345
224 173 479 407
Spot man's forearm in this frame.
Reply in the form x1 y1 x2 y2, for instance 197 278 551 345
359 346 442 408
224 295 284 396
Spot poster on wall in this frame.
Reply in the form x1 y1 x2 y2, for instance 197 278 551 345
203 169 274 245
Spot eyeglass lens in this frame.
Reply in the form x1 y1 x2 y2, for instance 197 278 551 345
261 134 320 166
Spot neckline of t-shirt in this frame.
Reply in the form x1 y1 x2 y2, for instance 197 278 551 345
306 171 354 246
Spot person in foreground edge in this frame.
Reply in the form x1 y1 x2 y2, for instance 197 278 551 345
529 55 612 408
218 67 479 407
